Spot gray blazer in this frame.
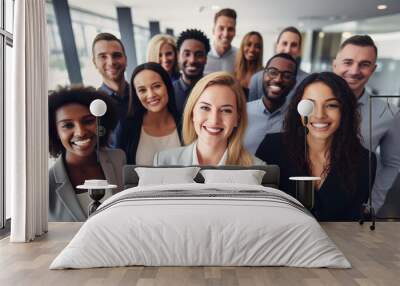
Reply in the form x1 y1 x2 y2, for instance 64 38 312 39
153 142 265 166
49 148 126 222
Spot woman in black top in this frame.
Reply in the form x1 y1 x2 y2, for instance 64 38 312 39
114 62 182 164
256 72 376 221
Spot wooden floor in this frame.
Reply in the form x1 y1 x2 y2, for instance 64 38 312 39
0 222 399 286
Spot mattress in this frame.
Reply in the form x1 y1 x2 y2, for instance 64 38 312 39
50 183 351 269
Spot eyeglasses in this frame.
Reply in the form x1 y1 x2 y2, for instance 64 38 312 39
264 67 294 81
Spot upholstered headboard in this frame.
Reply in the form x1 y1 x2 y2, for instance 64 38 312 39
123 165 280 189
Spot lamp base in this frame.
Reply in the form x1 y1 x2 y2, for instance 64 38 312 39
87 188 105 216
289 177 320 210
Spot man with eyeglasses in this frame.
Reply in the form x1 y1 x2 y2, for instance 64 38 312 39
244 53 298 154
248 26 308 102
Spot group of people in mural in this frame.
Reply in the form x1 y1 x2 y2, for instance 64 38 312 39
48 8 400 223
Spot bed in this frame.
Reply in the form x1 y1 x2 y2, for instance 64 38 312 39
50 165 350 269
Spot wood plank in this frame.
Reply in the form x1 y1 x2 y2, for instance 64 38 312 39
0 222 399 286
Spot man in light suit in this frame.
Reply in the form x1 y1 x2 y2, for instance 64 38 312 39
332 35 400 213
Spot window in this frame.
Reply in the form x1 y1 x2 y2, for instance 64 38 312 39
47 2 150 89
5 0 13 33
1 0 14 230
47 2 69 90
70 7 120 87
4 44 11 220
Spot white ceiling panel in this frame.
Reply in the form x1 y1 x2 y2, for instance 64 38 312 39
68 0 400 34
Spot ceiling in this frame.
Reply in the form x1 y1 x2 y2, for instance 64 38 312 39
68 0 400 36
323 13 400 33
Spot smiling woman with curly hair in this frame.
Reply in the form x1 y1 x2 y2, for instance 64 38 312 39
48 85 126 222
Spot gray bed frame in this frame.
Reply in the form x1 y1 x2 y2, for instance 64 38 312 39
123 165 280 189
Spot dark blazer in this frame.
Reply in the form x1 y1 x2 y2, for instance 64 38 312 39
114 114 183 164
48 148 126 222
256 133 377 221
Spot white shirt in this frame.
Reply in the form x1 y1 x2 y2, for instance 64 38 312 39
244 98 289 154
192 141 228 165
136 128 181 165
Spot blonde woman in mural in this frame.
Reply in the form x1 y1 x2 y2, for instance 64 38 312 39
154 72 265 166
147 34 180 82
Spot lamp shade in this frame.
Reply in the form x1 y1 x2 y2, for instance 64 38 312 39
90 99 107 117
297 99 314 117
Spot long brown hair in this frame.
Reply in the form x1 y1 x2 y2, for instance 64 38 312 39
182 72 253 166
283 72 362 192
234 31 263 88
128 62 179 123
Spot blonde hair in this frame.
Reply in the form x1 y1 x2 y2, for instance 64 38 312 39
182 72 253 166
146 34 179 75
234 31 263 88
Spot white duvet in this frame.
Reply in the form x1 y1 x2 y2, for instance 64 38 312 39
50 183 351 269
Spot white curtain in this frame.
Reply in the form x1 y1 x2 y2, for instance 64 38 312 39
7 0 48 242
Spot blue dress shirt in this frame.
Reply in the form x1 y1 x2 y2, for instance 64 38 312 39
244 98 290 154
99 82 130 147
99 82 130 120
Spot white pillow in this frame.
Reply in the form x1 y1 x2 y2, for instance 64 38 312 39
200 169 266 185
135 167 201 186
